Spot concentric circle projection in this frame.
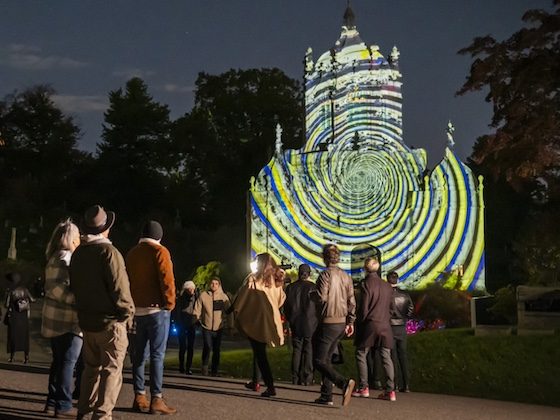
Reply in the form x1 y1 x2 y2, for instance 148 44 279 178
250 19 485 291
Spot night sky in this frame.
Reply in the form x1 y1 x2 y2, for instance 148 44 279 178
0 0 552 166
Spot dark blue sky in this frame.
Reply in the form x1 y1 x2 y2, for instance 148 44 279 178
0 0 552 166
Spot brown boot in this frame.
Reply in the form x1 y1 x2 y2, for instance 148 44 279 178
132 393 150 413
150 396 177 415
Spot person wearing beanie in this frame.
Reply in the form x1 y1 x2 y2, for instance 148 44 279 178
126 220 176 415
175 280 199 374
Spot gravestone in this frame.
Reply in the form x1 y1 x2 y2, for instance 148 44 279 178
7 227 17 260
517 285 560 332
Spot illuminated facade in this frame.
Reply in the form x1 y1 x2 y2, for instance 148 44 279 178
249 6 485 291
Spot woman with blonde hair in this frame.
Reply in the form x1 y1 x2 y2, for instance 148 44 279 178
232 253 286 397
41 219 83 418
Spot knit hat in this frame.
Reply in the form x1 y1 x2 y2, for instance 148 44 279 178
183 280 196 290
142 220 163 241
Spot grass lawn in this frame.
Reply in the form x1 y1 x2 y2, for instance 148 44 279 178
166 328 560 407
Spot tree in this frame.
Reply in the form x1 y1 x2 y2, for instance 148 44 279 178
98 77 173 172
0 85 86 221
458 1 560 289
95 78 173 224
172 68 304 225
457 0 560 199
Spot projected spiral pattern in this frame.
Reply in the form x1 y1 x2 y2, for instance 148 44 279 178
250 22 485 291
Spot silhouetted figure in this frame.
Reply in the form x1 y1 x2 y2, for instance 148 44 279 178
4 272 34 363
175 280 199 375
284 264 319 385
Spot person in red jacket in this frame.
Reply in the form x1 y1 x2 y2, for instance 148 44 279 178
126 220 176 415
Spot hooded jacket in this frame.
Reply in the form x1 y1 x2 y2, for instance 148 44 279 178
193 287 230 331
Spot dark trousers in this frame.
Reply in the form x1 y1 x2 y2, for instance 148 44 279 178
391 325 409 389
313 323 347 399
249 338 274 389
201 328 222 374
291 335 313 384
367 347 383 388
178 324 196 371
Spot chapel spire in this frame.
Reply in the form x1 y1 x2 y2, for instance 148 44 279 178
343 0 356 29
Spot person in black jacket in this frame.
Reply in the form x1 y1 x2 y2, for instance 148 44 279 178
175 281 199 375
284 264 319 385
388 271 414 392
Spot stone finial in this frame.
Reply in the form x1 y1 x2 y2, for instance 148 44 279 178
305 47 314 73
446 121 455 148
343 0 356 29
275 123 283 155
390 46 400 63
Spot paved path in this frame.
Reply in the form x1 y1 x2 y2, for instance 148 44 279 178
0 362 558 420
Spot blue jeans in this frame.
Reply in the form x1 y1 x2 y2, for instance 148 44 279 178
46 333 83 411
131 311 171 397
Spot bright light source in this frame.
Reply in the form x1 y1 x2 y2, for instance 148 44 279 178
250 259 258 273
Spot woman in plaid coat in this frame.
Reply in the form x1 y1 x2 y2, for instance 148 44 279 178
41 219 82 418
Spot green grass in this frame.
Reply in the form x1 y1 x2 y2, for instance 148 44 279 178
166 329 560 407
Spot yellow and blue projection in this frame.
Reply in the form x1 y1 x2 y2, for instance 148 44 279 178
249 8 485 291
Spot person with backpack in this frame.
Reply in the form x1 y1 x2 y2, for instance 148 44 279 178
4 272 34 363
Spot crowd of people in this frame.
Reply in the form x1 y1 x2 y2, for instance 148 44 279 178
2 203 414 418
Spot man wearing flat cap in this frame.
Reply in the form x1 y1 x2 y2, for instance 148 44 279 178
284 264 319 386
126 220 176 415
70 205 135 420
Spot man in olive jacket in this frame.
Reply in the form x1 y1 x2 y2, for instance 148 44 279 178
126 220 177 415
70 205 135 420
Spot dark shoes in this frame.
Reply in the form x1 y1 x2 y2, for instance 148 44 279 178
185 369 193 375
260 387 276 397
399 386 410 393
150 396 177 415
132 393 150 413
342 379 355 407
245 381 260 392
314 396 334 406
